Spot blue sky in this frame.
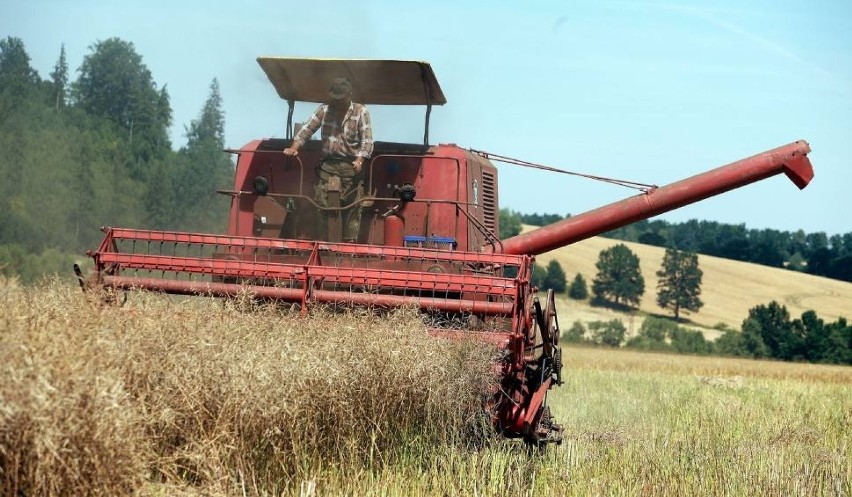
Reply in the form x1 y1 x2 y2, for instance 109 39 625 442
3 0 851 235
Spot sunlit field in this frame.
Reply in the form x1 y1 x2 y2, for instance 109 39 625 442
533 232 852 332
1 279 849 496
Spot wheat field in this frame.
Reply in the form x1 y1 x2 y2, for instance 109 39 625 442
1 278 849 496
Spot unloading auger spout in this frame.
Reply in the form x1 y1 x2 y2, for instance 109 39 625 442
494 140 813 256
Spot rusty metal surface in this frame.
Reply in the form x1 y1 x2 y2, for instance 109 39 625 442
91 228 525 316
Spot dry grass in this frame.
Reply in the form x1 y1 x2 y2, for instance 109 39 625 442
0 278 496 496
530 227 852 331
549 344 851 496
2 276 849 496
564 345 852 384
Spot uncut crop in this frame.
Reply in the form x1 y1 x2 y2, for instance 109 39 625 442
547 348 851 496
2 276 850 496
0 278 496 496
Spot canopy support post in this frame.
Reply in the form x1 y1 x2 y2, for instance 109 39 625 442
423 104 432 146
286 99 295 140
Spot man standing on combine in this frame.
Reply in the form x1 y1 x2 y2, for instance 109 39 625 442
283 76 374 242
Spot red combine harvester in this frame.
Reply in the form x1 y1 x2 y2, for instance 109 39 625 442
81 59 814 446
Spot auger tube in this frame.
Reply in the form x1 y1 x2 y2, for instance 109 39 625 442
496 140 814 256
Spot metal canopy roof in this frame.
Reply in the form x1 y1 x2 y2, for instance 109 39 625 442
256 57 447 106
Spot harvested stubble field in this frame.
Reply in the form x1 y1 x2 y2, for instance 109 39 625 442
1 278 850 496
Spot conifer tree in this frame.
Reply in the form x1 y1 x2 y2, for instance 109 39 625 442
656 248 703 319
543 259 567 293
50 44 68 110
173 78 233 232
568 273 588 300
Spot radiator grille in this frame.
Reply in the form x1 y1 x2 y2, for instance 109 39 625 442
481 170 497 235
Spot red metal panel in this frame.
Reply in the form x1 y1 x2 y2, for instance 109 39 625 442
103 276 515 315
523 376 552 427
97 252 519 296
100 227 528 266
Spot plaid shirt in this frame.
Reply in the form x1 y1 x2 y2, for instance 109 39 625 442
293 102 374 159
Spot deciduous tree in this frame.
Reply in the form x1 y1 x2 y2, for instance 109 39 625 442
498 208 521 239
741 301 801 360
74 37 172 176
589 319 626 347
0 36 40 104
592 244 644 307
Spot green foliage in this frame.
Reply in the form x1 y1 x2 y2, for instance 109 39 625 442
621 306 850 365
589 319 626 347
169 79 233 232
637 230 667 246
656 248 704 319
739 318 772 359
592 244 645 307
530 262 545 289
789 309 850 365
712 322 734 331
74 38 172 177
567 273 588 300
732 301 852 364
668 327 712 355
623 317 712 355
816 317 852 365
0 37 233 283
564 320 587 343
625 317 670 352
602 217 852 283
742 301 801 360
785 251 807 272
0 245 76 284
542 260 567 293
498 208 522 239
713 329 750 357
0 36 41 105
638 316 678 342
517 212 567 226
49 44 68 110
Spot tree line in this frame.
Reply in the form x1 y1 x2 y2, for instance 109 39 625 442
500 208 851 365
500 209 852 283
606 218 852 283
563 304 852 366
0 37 234 282
562 242 850 365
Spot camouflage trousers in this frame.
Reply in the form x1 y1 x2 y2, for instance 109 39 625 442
314 157 364 241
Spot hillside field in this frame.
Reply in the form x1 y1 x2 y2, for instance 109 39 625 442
528 226 852 335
